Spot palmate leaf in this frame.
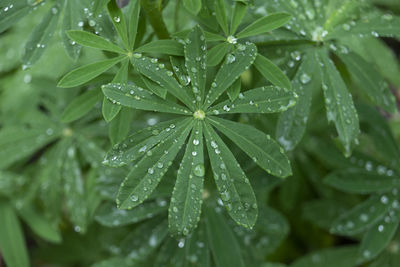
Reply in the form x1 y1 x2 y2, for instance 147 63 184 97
208 117 291 178
236 13 291 39
254 54 292 90
117 119 193 209
316 49 359 156
276 50 321 151
102 82 191 114
336 51 396 113
67 30 126 54
203 122 257 228
209 86 297 115
135 40 184 56
169 120 204 236
204 43 257 109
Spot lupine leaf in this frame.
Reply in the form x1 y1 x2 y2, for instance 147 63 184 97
131 55 194 109
0 1 31 33
67 30 126 54
230 1 248 34
0 200 29 267
204 31 226 41
141 75 167 99
330 194 395 236
316 49 359 157
183 0 202 15
206 206 245 267
102 82 191 114
254 54 291 90
209 86 297 114
62 0 82 59
204 43 257 109
117 119 193 209
61 88 102 123
169 120 204 236
58 56 126 88
337 51 396 113
276 51 320 151
227 78 241 101
207 42 231 66
324 168 400 194
107 0 129 49
22 3 61 67
135 40 184 56
93 0 110 16
208 117 292 178
95 201 167 227
170 56 191 86
104 118 186 167
203 122 257 228
215 0 229 35
291 246 359 267
185 25 207 104
109 107 133 145
128 0 140 48
236 13 291 39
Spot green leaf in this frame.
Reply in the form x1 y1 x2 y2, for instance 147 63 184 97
204 43 257 109
141 75 167 99
185 25 207 105
254 54 291 90
209 86 297 114
62 0 82 59
291 246 359 267
324 168 399 194
170 56 191 86
92 0 110 16
0 200 29 267
204 30 226 41
230 1 248 35
102 82 191 114
135 40 184 56
205 206 245 267
0 1 31 33
208 117 292 178
18 204 62 243
302 199 348 230
169 120 204 236
61 88 102 123
107 0 129 49
236 13 291 39
128 0 140 48
109 107 133 145
203 122 257 228
227 78 241 101
95 201 167 227
316 49 359 157
359 216 399 261
276 51 320 151
67 30 126 54
117 119 193 209
336 51 396 113
215 0 229 35
58 55 125 88
323 0 359 31
104 118 186 167
330 194 395 236
207 42 231 67
22 3 61 67
131 55 194 109
183 0 202 15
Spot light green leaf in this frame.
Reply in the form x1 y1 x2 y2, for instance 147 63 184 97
128 0 140 48
330 194 395 236
22 3 61 67
92 0 110 16
215 0 229 35
185 25 207 105
316 49 359 157
207 42 231 67
58 55 125 88
204 43 257 109
135 40 184 56
204 31 226 41
95 201 167 227
236 13 291 39
291 246 359 267
206 206 245 267
104 118 186 167
62 0 82 60
107 0 129 49
131 55 194 109
67 30 126 54
227 78 241 101
0 1 31 33
230 1 248 35
276 51 320 151
0 200 29 267
169 121 204 236
323 0 359 31
208 117 292 178
209 86 297 114
109 107 133 145
102 82 191 114
203 122 257 228
324 168 400 194
254 54 292 90
117 119 193 209
61 88 102 123
183 0 202 15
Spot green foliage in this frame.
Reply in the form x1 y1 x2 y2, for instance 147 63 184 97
0 0 400 266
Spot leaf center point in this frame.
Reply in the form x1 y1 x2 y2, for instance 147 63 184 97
193 110 205 120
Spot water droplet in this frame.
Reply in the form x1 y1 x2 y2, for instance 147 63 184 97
300 73 311 84
193 164 205 177
114 16 121 23
130 195 139 202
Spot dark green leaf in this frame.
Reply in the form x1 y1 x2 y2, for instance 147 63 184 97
254 54 291 90
207 42 231 67
109 107 133 145
227 78 241 101
291 246 359 267
61 88 102 123
128 0 140 48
